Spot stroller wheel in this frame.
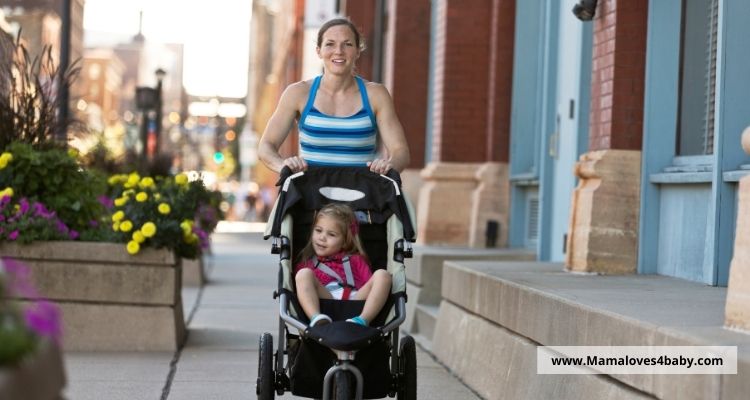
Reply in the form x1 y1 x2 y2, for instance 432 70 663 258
257 333 275 400
333 370 354 400
398 335 417 400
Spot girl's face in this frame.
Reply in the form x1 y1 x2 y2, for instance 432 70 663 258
312 215 345 258
316 25 359 74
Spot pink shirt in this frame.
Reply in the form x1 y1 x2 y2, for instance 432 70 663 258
294 253 373 290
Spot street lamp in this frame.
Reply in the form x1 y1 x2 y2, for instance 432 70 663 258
134 68 167 162
154 68 166 156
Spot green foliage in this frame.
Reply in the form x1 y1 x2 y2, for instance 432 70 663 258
0 142 107 233
0 307 36 365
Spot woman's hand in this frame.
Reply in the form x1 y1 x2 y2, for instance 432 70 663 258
283 156 308 173
367 158 393 174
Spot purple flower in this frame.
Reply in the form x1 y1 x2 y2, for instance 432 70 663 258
192 226 210 250
23 300 63 345
0 195 10 208
32 202 55 219
8 229 19 240
2 258 63 343
1 257 37 298
97 195 114 209
68 229 79 240
18 198 30 214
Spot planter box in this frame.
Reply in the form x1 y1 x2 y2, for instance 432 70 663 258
0 341 66 400
1 241 185 351
181 256 206 287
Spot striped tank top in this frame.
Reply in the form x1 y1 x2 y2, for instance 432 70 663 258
298 75 378 166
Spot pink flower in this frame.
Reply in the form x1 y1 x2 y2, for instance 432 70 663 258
8 230 19 240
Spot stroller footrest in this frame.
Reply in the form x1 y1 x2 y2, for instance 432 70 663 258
305 321 383 351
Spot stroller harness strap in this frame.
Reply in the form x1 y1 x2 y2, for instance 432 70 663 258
312 256 356 300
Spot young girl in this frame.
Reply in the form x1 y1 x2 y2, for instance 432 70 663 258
294 203 392 327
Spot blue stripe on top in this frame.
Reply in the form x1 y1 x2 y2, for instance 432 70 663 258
298 75 378 166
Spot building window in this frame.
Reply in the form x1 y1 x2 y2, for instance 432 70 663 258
676 0 718 156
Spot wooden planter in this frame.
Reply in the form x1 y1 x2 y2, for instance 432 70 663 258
1 241 185 351
0 341 66 400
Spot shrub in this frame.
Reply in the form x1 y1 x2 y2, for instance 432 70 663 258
105 172 215 259
0 142 107 234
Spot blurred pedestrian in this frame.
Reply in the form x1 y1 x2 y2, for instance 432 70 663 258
258 17 410 175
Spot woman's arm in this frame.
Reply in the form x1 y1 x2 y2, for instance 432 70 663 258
258 82 308 173
368 83 411 173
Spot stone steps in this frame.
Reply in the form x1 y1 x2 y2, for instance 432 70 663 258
432 260 750 400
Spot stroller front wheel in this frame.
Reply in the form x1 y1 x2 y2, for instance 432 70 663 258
333 370 354 400
257 332 275 400
397 335 417 400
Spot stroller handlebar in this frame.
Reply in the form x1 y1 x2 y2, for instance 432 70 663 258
277 165 402 187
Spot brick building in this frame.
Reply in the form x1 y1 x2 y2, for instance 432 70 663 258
272 0 750 398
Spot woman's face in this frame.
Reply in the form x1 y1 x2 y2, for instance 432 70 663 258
312 215 345 257
317 25 359 74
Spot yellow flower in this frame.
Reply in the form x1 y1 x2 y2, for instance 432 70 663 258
0 152 11 169
132 231 145 243
120 220 133 232
125 173 140 189
13 204 20 213
114 197 128 206
67 148 78 158
158 203 171 214
135 192 148 202
112 222 120 231
126 241 140 255
184 233 199 244
180 220 193 235
0 187 13 198
175 173 188 185
111 210 125 222
154 193 162 200
141 222 157 238
139 177 155 188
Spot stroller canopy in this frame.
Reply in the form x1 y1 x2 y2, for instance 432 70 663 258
268 167 416 242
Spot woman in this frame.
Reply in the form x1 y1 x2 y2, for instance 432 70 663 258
258 18 410 174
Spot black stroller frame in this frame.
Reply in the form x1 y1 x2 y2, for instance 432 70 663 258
257 167 417 400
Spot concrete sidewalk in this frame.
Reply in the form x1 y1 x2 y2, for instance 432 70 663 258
62 231 481 400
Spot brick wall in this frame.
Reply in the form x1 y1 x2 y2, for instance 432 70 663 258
431 0 493 162
383 0 431 168
588 0 648 151
343 0 377 81
486 0 515 163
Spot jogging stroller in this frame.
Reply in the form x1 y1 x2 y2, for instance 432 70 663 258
257 166 417 400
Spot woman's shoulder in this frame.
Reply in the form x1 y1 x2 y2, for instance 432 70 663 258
283 79 314 99
360 80 392 108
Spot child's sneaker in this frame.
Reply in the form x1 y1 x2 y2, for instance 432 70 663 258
309 313 332 327
345 316 368 326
